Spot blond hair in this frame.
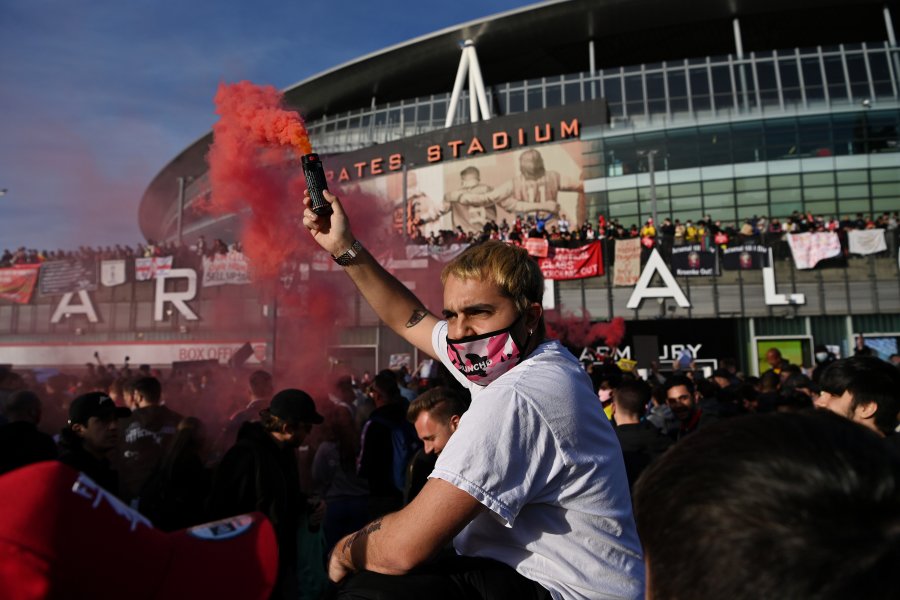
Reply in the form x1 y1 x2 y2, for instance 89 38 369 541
441 241 544 314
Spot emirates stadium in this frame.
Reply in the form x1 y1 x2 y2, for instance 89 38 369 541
3 0 900 376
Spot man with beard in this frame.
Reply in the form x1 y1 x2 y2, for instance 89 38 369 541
208 388 324 600
301 189 642 599
664 375 710 439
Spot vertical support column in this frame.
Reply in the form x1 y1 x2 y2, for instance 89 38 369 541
468 55 479 123
733 18 750 111
176 176 185 246
466 44 491 120
589 39 597 100
885 6 900 94
444 44 470 128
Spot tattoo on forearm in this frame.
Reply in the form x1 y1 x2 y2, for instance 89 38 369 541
342 518 384 557
406 309 428 328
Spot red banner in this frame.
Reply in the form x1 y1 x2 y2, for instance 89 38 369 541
0 264 41 304
524 238 549 258
538 242 603 280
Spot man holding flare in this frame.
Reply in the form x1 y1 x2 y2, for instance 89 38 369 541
302 188 643 600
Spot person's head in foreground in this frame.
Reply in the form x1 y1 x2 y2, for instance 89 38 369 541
633 411 900 600
441 241 545 386
815 355 900 437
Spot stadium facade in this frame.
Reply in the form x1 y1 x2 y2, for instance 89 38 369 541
3 0 900 375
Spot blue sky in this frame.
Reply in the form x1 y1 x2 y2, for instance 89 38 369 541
0 0 533 252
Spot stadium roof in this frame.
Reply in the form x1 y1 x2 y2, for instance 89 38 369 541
141 0 897 241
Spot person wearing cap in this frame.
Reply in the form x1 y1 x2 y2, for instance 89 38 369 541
208 388 324 600
58 391 131 496
303 192 643 599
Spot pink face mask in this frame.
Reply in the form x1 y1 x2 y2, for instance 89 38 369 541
447 318 525 387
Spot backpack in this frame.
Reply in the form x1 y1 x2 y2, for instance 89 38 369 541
369 416 422 492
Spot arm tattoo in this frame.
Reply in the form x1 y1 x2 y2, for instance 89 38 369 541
342 518 383 557
406 308 428 328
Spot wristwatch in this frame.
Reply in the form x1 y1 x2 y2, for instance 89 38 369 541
332 240 363 266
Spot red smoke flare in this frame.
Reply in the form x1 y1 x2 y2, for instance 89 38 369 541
205 81 411 404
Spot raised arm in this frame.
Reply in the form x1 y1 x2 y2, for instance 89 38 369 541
328 478 485 581
302 190 439 358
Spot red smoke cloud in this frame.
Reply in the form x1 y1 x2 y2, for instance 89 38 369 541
205 81 406 401
545 311 626 349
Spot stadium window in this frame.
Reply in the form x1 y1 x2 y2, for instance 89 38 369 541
711 65 733 112
731 121 764 163
667 67 688 114
609 188 639 204
706 207 737 224
801 57 826 104
736 176 767 191
704 179 734 194
603 74 623 117
508 89 524 113
844 54 870 102
689 68 711 112
738 204 770 220
545 84 562 107
646 71 666 115
431 101 446 124
867 111 900 153
624 74 644 118
769 174 801 189
665 128 699 170
803 172 834 187
778 59 802 106
403 106 416 125
804 185 836 202
837 184 870 199
736 190 769 205
874 198 899 212
870 167 900 182
872 182 900 197
703 193 735 209
823 55 848 103
670 182 702 197
527 87 543 111
764 118 798 160
697 125 732 166
564 82 582 104
830 112 860 155
754 60 780 107
866 49 894 97
796 115 833 156
838 199 872 215
805 201 837 217
770 188 803 205
836 170 868 184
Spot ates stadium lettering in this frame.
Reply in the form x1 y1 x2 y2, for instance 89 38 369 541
325 118 580 183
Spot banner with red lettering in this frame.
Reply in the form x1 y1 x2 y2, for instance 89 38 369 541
202 252 252 287
0 264 40 304
614 238 642 286
538 242 602 280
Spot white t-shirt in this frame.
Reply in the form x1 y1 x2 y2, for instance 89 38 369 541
431 321 645 600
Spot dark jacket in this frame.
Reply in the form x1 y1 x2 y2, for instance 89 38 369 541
614 421 673 489
117 404 183 501
57 429 120 496
0 421 58 475
358 402 411 499
207 421 304 599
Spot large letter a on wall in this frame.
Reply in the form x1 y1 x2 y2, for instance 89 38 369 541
626 249 691 309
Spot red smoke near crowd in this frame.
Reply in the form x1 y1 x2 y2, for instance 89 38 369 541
204 81 413 401
545 311 625 349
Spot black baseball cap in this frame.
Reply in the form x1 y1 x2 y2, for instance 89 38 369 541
68 392 131 425
268 389 323 424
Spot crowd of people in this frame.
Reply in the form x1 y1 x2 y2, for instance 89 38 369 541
0 234 242 268
1 184 898 600
406 209 900 258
